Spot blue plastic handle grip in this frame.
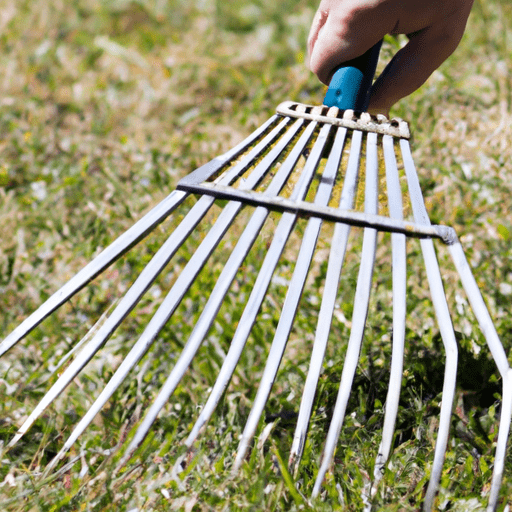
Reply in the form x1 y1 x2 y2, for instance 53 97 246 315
323 40 382 111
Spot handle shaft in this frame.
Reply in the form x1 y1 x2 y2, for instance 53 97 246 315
323 40 382 111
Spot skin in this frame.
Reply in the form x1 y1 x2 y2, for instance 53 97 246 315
307 0 475 115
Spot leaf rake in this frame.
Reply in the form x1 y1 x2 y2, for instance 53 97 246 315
1 42 510 511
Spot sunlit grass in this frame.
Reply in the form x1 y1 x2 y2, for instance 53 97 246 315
1 0 511 510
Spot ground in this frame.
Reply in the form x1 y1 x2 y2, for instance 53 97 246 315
0 1 511 510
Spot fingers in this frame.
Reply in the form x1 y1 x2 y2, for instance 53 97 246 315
308 0 474 111
368 6 472 114
307 2 392 85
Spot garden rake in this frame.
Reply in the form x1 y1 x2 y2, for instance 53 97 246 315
2 43 511 510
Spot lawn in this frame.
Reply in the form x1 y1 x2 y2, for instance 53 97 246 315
1 0 511 510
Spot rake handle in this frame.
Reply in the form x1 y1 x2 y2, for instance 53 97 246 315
323 40 382 112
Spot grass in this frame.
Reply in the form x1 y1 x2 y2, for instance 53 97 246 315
0 0 511 510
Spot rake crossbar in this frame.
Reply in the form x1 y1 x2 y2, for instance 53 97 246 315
2 102 510 512
177 182 457 243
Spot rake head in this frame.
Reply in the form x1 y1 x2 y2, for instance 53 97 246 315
1 101 510 510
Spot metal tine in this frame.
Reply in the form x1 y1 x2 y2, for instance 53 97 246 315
289 130 375 469
41 117 308 473
486 371 512 512
398 139 459 511
10 194 211 449
0 115 279 359
369 135 407 502
400 139 511 512
10 117 291 451
312 131 378 498
117 121 331 470
449 242 511 512
233 126 355 473
400 139 510 377
184 122 333 450
179 115 280 188
418 251 458 511
0 189 184 355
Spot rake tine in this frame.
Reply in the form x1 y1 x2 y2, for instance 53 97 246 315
0 115 279 358
450 240 512 512
419 239 458 512
486 370 512 512
448 243 510 376
184 120 320 447
117 120 331 470
289 224 352 467
289 131 375 469
43 117 306 472
370 135 407 500
233 126 349 472
184 132 336 449
399 139 458 511
400 139 511 511
0 189 185 354
9 194 214 450
233 127 357 473
400 139 510 378
41 117 300 472
10 118 290 451
312 131 377 499
312 231 378 498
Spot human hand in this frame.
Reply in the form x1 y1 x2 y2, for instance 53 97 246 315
308 0 474 115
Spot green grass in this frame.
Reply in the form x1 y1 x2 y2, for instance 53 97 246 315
1 0 512 510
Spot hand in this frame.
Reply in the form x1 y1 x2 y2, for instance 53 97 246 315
308 0 474 115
